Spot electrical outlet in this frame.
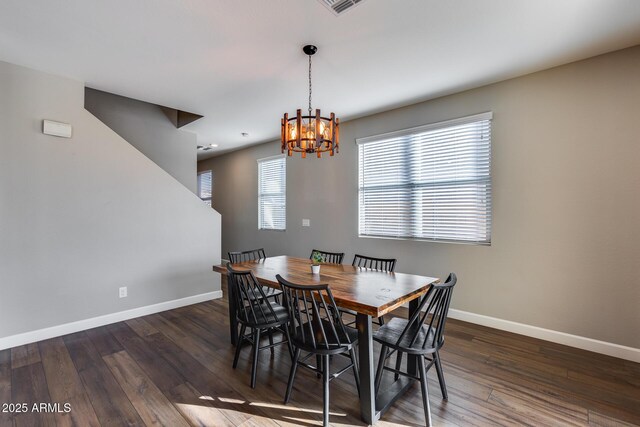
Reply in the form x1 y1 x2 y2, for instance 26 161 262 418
119 286 128 298
302 219 310 227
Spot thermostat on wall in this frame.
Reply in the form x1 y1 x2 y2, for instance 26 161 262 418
43 120 72 138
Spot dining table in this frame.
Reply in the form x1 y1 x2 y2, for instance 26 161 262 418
212 255 439 424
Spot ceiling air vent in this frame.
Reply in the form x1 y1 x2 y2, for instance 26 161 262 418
317 0 365 16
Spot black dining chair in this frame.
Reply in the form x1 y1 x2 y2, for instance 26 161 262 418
310 249 344 264
227 248 282 347
341 254 397 326
373 273 457 426
276 274 359 427
227 263 293 388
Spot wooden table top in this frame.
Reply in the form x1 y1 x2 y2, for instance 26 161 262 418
213 256 439 317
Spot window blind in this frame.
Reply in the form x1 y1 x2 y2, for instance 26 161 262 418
258 155 286 230
197 170 212 206
357 112 492 245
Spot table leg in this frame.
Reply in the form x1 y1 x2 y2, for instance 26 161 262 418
357 313 378 424
373 298 423 420
227 279 238 346
407 298 420 377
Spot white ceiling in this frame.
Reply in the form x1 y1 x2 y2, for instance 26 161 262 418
1 0 640 159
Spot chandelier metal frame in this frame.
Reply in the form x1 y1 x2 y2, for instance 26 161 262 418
281 45 339 158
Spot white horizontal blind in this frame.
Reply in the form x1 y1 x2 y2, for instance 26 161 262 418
258 155 286 230
197 170 212 206
358 113 492 244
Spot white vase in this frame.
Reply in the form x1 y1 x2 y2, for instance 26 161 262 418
311 264 321 274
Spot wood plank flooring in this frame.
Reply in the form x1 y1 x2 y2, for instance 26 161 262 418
1 278 639 426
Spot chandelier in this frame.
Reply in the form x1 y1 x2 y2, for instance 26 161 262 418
281 45 339 158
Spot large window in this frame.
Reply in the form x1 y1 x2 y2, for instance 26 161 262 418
258 155 286 230
197 170 212 206
357 112 492 245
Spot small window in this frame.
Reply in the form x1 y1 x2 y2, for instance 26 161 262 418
197 170 212 206
258 155 286 230
357 112 492 245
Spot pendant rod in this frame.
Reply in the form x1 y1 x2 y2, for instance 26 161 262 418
308 53 312 117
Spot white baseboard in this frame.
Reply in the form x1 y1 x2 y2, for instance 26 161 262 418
448 308 640 363
4 292 638 363
0 290 223 351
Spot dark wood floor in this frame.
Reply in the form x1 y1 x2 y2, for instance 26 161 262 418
2 279 640 426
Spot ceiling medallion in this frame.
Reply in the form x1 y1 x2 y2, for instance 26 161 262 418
281 45 339 158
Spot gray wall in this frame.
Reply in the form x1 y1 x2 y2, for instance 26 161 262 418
85 88 197 193
199 45 640 348
0 61 221 341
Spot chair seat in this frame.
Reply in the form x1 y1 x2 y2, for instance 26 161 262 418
239 302 289 327
373 317 438 354
244 286 282 301
293 319 358 354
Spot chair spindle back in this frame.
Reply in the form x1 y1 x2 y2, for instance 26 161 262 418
229 248 267 263
310 249 344 264
397 273 456 350
227 263 280 324
352 254 396 272
276 275 353 350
